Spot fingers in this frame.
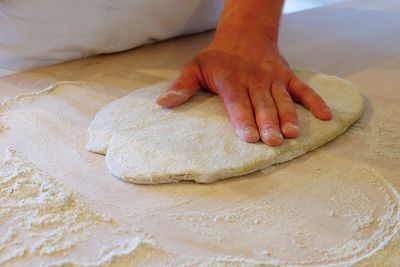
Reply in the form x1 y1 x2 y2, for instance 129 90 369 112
248 85 283 146
288 76 332 120
271 81 299 139
155 61 201 108
218 80 260 143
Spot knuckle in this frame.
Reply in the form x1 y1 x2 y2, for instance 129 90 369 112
249 68 273 87
218 76 243 93
282 113 298 123
275 97 293 106
258 111 279 126
223 91 244 105
236 117 255 127
289 77 308 92
306 92 323 104
278 109 297 120
296 84 309 95
291 76 303 87
255 101 274 110
250 72 264 85
225 98 250 113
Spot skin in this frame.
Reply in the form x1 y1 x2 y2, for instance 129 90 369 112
156 0 332 146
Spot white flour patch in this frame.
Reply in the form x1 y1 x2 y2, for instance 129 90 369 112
0 148 167 266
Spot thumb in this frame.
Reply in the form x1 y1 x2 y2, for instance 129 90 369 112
155 61 201 108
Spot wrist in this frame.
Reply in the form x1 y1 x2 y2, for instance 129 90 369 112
213 22 277 46
213 0 283 44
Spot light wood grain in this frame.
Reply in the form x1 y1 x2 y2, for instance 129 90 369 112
0 0 399 265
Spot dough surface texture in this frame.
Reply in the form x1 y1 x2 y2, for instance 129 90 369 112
86 70 364 184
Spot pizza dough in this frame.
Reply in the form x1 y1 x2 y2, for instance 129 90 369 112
86 70 364 184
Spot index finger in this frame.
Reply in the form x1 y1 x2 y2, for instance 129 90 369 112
217 79 260 143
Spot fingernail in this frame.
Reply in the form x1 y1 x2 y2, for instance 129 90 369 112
321 108 333 120
245 127 260 137
262 128 283 143
324 108 332 115
282 122 299 135
236 127 259 140
159 90 188 99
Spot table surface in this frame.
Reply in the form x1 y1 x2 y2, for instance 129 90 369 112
0 0 399 266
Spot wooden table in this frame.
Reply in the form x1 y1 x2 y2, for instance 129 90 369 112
1 0 399 265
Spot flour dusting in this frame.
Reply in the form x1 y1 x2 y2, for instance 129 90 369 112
0 148 166 266
144 165 400 266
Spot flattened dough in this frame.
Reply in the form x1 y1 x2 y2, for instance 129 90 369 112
87 70 363 184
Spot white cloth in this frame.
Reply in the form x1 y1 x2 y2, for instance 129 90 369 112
0 0 224 71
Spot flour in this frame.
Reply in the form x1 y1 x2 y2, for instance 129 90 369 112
142 165 400 266
0 148 167 266
329 186 376 231
3 147 398 266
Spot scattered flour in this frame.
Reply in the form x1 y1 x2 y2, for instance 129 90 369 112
0 146 399 266
0 148 167 266
329 186 376 231
145 166 400 266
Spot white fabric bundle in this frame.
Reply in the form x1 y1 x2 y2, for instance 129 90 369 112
0 0 223 71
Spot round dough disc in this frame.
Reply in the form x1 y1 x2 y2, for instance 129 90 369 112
86 70 364 184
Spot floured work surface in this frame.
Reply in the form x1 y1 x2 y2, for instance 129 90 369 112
0 0 400 265
0 80 399 266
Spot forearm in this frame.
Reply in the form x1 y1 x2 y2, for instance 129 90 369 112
214 0 284 44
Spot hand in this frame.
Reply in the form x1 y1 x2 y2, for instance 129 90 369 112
156 34 332 146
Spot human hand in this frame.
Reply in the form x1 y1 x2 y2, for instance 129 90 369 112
156 34 332 146
156 0 332 146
